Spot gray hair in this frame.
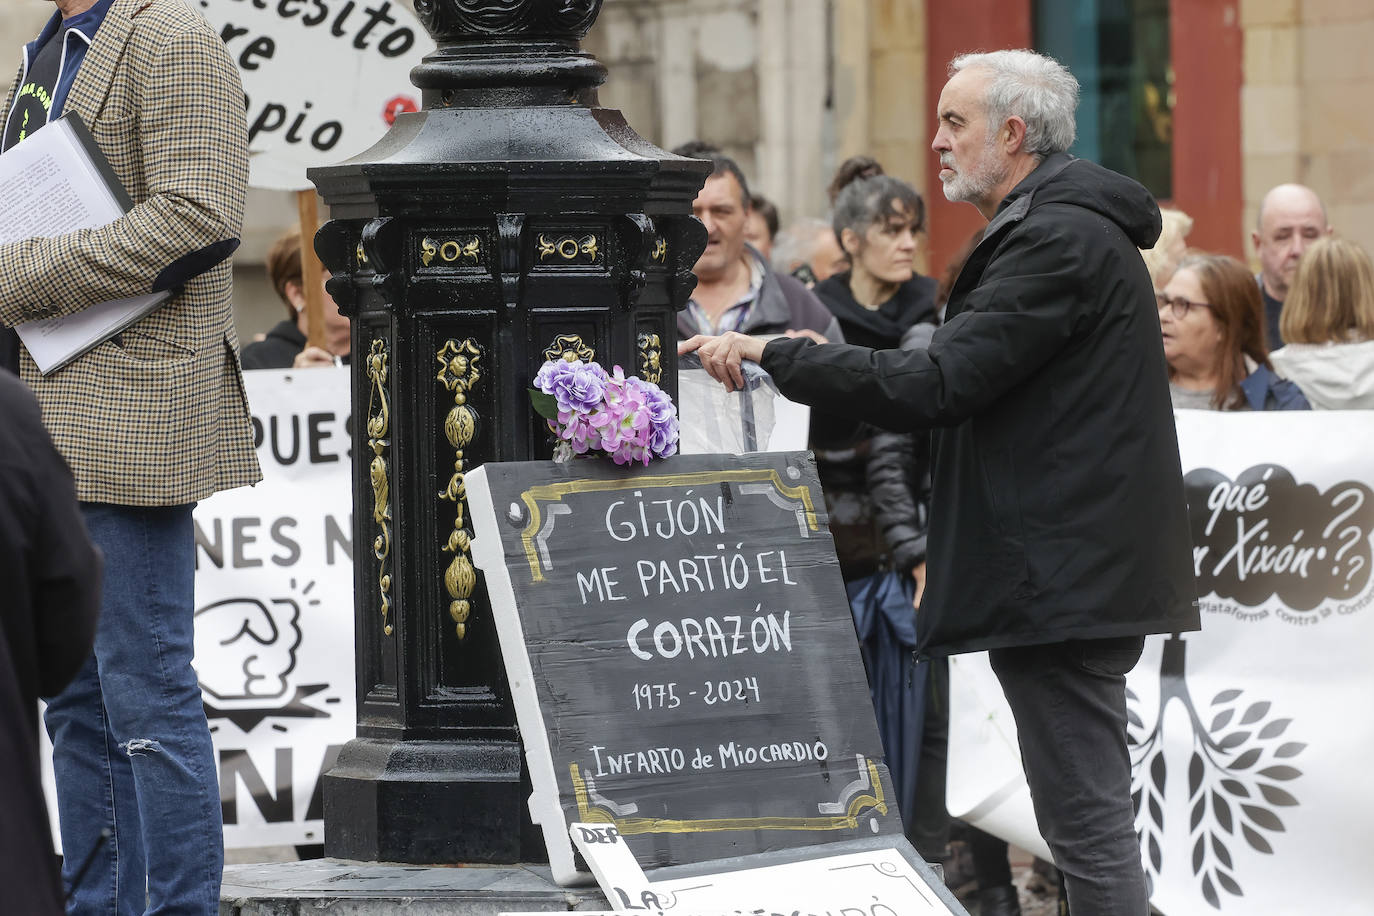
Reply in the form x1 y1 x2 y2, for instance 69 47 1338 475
950 49 1079 158
832 175 924 249
771 218 832 273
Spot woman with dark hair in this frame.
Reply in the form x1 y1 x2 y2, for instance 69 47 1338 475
819 174 936 350
1159 253 1308 410
812 165 940 870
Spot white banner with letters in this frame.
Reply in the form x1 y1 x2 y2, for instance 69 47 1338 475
195 367 356 848
948 410 1374 915
42 367 356 850
196 0 434 190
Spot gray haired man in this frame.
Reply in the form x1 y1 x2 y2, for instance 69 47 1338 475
683 50 1197 916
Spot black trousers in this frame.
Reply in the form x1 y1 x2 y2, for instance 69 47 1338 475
989 636 1148 916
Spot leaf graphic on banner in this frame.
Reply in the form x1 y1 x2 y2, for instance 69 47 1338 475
1128 637 1309 910
1259 784 1298 807
1202 873 1219 909
1241 805 1285 832
1212 834 1232 869
1218 730 1250 749
1213 791 1233 833
1243 823 1274 854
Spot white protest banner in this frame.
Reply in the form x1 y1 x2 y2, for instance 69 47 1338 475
194 0 435 190
194 366 355 848
42 368 355 850
948 410 1374 915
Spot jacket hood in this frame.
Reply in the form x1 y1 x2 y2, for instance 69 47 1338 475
1002 153 1162 250
1270 340 1374 409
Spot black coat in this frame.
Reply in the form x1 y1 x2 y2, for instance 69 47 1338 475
240 319 306 370
811 274 937 579
0 371 102 914
762 153 1199 656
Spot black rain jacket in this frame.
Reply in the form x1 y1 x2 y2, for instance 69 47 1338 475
762 153 1199 655
0 371 102 914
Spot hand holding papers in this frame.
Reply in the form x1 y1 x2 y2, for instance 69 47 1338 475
0 114 169 374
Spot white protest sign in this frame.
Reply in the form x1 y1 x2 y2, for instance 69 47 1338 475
569 823 659 912
948 410 1374 915
195 0 435 189
569 821 959 916
43 367 358 850
194 366 357 847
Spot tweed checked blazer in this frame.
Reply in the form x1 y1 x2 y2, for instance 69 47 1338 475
0 0 260 505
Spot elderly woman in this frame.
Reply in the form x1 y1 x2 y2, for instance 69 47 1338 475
1159 253 1308 410
1269 236 1374 408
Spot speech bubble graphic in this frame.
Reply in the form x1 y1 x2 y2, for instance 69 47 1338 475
1184 465 1374 611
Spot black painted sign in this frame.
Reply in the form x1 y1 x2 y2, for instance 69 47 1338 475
467 451 900 881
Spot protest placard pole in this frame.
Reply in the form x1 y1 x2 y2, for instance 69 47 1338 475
306 0 709 865
296 190 326 352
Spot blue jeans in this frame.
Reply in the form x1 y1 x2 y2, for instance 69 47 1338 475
989 636 1148 916
45 504 222 915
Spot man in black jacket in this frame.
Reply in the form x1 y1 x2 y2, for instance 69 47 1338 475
682 50 1197 916
0 371 102 915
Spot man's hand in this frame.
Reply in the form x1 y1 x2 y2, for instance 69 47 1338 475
912 562 926 610
292 346 337 369
678 332 767 393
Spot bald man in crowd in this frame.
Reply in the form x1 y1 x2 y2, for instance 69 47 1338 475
1253 184 1332 347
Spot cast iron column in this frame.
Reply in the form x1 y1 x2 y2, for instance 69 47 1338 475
308 0 709 863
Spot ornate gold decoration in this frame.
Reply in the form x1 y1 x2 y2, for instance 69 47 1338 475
517 471 820 582
421 235 482 267
355 241 368 266
651 237 667 264
570 756 887 835
536 233 599 263
365 339 394 636
542 334 595 364
637 332 662 384
437 339 483 639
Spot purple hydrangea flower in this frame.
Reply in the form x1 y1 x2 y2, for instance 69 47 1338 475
530 359 678 465
534 359 607 414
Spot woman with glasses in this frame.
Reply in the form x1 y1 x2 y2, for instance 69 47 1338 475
1269 236 1374 409
1158 253 1309 410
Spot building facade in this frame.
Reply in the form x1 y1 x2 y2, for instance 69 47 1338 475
1 0 1370 335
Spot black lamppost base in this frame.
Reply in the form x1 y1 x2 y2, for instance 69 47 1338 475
324 738 543 863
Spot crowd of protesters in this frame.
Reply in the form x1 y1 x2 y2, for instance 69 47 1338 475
671 51 1374 916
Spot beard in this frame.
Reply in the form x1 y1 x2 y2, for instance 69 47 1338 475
940 139 1010 205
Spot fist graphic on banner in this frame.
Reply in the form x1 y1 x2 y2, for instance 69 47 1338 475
194 596 303 704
